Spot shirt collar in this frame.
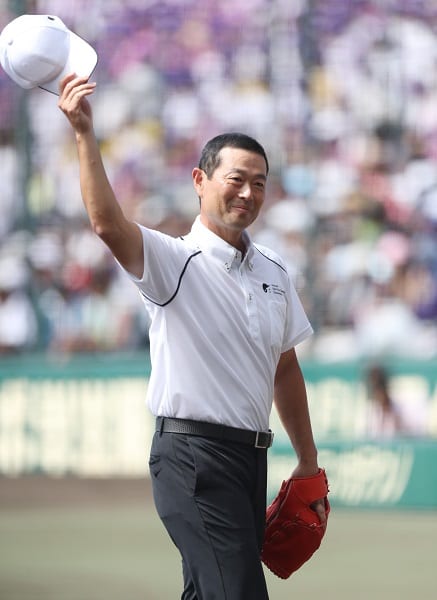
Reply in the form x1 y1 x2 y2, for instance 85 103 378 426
187 216 255 271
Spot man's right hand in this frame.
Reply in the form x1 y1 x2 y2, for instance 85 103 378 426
58 73 96 135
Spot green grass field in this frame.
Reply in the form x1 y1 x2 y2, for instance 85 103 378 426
0 478 436 599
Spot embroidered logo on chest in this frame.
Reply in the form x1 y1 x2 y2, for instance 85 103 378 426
262 283 286 297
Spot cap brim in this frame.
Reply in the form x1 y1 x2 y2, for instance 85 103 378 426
39 29 98 95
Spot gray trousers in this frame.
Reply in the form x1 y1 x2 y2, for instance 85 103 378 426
149 430 269 600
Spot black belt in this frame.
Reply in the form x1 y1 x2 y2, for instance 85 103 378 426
156 417 274 449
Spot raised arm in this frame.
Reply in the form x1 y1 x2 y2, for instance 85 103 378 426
58 74 144 278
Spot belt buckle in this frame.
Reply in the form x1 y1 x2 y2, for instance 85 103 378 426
255 431 274 448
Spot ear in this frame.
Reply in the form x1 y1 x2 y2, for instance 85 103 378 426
192 167 205 196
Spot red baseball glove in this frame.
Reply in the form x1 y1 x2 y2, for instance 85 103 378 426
261 468 330 579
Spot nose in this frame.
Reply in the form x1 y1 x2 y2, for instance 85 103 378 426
238 182 252 200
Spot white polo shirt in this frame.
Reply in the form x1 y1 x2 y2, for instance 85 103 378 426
123 216 313 431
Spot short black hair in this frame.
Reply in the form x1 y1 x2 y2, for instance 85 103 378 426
198 132 269 178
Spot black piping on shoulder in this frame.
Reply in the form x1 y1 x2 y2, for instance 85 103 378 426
139 250 202 307
254 246 287 273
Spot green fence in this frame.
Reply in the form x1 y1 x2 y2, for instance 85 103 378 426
0 353 152 477
1 352 436 508
268 438 437 509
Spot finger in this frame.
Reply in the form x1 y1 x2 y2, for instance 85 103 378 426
60 75 95 101
59 72 77 94
59 82 96 111
311 498 327 525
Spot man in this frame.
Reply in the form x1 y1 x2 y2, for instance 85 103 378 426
58 74 326 600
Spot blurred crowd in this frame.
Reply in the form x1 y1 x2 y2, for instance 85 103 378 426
0 0 436 360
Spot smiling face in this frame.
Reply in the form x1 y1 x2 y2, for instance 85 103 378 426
192 146 267 250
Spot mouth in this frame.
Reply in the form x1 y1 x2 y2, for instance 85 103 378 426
231 204 251 213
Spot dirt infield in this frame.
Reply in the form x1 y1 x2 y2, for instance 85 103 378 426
0 476 153 509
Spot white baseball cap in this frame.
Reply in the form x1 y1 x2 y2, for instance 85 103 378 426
0 14 98 95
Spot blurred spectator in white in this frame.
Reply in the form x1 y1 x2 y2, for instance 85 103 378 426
0 255 37 353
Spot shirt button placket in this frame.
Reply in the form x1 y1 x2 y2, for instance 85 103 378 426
242 269 259 339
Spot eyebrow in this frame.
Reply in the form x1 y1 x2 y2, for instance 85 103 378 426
224 168 267 180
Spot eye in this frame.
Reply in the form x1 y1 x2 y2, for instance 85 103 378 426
228 176 243 184
254 181 265 189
